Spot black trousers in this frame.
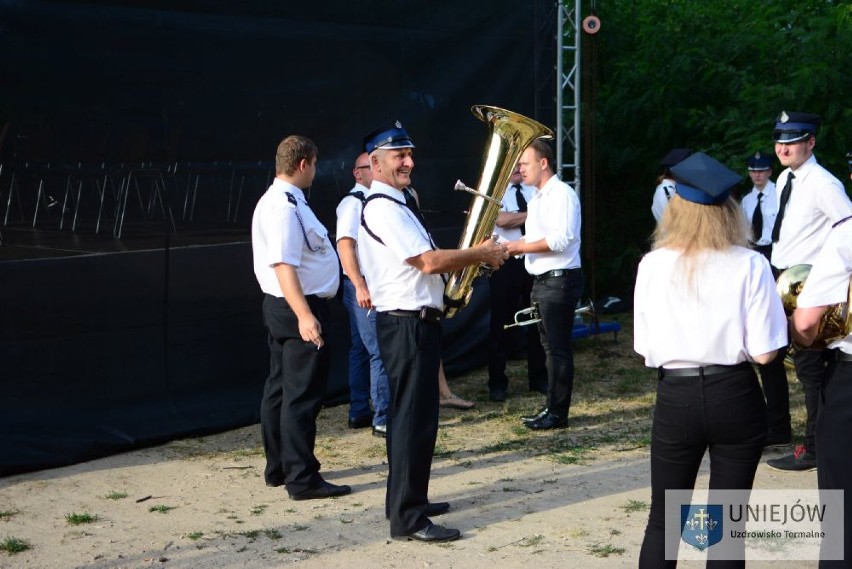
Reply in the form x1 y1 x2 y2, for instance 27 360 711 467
260 294 330 494
756 350 791 440
377 312 442 537
488 256 547 391
639 365 766 568
531 269 584 418
817 358 852 568
794 348 829 454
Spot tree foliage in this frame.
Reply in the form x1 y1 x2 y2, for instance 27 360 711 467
582 0 851 298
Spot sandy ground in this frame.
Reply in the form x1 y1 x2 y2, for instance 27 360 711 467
0 321 823 568
0 411 819 569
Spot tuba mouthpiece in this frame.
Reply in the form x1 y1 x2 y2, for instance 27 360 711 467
454 179 471 192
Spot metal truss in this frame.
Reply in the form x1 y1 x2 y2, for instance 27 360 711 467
556 0 580 190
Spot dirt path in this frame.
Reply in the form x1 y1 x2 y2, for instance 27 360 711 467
0 417 817 568
0 322 820 568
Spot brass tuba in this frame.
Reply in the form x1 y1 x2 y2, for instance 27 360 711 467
776 264 852 349
443 105 554 318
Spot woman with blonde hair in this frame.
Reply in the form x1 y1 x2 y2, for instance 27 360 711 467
634 152 788 567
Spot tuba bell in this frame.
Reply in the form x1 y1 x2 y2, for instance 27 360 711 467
443 105 554 318
776 263 852 349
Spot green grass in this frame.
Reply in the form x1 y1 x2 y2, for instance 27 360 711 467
432 444 455 459
0 536 31 554
65 512 98 525
517 534 544 547
104 491 128 500
148 505 176 514
0 510 19 521
186 531 204 540
589 543 625 557
621 499 649 513
230 528 282 542
549 444 594 465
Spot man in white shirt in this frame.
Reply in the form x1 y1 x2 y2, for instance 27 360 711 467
506 139 584 430
741 150 777 259
251 135 349 500
791 212 852 561
487 166 547 401
336 152 390 437
358 120 507 543
766 111 852 472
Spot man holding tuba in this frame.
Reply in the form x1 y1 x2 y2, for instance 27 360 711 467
506 139 584 431
358 120 507 543
765 111 852 473
789 209 852 563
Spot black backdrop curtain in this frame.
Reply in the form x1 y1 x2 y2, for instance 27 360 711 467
0 0 554 476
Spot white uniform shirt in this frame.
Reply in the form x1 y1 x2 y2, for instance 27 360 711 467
251 178 339 299
335 183 368 279
771 154 852 269
740 181 777 246
651 178 676 222
494 182 535 243
634 247 788 368
797 218 852 355
358 181 444 312
524 174 582 276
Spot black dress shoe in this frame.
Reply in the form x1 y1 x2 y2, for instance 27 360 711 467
289 480 352 501
525 412 568 430
426 502 450 516
489 388 507 402
393 522 461 543
348 415 373 429
372 424 387 438
520 407 549 423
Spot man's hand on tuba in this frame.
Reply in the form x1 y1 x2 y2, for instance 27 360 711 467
477 236 509 270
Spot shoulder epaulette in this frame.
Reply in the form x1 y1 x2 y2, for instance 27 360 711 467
284 192 298 207
338 190 365 205
832 214 852 229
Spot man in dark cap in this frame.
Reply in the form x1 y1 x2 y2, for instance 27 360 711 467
740 150 792 448
741 151 777 259
651 147 691 222
766 111 852 472
358 120 508 542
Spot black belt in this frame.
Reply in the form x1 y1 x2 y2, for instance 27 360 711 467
534 268 580 282
833 350 852 362
385 307 443 324
658 362 751 377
